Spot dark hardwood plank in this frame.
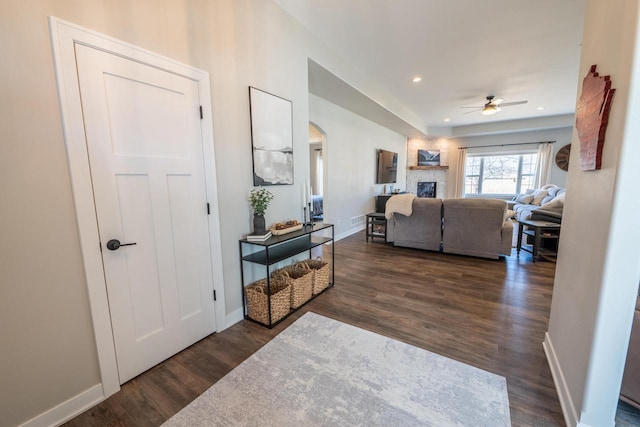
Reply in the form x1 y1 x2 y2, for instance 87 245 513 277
65 231 564 426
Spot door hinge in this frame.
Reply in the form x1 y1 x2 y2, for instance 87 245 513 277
207 202 211 215
199 105 203 120
213 289 217 301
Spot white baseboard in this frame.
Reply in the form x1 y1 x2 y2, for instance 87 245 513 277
225 307 245 329
18 383 104 427
543 332 579 427
334 225 365 242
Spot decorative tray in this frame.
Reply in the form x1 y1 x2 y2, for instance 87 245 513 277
271 224 303 235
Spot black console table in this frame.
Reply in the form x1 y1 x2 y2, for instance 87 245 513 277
239 223 334 328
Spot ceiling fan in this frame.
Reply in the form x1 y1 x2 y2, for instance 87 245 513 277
462 95 528 115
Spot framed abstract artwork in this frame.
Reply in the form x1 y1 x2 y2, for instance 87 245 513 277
249 86 294 185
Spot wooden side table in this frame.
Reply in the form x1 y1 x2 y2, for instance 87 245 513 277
366 212 387 242
517 219 561 262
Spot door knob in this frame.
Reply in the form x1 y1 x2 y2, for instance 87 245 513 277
106 239 137 251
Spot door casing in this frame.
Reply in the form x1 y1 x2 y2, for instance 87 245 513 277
49 17 226 399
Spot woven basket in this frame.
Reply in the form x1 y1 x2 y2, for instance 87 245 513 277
273 264 313 309
245 278 291 325
307 257 331 295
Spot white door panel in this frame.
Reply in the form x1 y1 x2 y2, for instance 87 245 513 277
74 44 216 383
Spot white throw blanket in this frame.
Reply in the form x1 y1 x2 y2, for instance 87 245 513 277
384 194 416 219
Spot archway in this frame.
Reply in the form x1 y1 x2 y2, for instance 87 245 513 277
309 122 327 223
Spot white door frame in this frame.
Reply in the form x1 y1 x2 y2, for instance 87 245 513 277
49 17 226 399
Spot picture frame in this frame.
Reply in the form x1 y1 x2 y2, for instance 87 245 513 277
249 86 294 185
417 149 440 166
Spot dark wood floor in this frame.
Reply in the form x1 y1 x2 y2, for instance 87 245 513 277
66 231 564 426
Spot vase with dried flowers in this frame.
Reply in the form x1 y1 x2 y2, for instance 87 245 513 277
249 187 274 233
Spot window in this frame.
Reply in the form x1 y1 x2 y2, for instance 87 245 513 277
464 153 537 196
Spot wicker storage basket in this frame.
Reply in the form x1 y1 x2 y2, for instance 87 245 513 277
273 263 313 309
307 257 331 295
245 278 291 325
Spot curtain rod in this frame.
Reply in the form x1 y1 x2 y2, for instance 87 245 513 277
458 140 556 150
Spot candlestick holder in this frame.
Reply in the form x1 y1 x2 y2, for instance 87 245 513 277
302 204 313 227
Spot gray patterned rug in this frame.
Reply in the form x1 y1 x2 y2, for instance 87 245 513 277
164 312 511 426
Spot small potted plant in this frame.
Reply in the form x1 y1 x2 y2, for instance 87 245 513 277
249 187 274 233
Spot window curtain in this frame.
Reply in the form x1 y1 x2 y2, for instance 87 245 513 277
454 148 467 198
534 142 553 188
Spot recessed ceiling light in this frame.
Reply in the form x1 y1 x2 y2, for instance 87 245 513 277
412 76 422 83
537 106 545 110
444 118 450 122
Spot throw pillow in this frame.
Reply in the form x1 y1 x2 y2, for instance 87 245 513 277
515 193 534 204
540 194 555 205
542 197 564 210
531 189 549 205
546 187 561 197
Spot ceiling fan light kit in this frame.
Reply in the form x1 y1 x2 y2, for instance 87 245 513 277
482 105 500 115
463 95 528 116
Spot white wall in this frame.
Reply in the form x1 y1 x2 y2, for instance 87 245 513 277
309 94 407 238
545 0 640 426
0 1 416 425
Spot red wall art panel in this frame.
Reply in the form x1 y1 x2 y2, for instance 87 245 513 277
575 64 615 171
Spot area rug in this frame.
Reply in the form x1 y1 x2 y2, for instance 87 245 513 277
163 312 511 426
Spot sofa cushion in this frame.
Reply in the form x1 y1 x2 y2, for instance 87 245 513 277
442 198 508 259
541 193 565 210
515 193 534 204
389 198 442 251
531 189 549 205
540 194 555 205
546 186 561 197
513 203 540 221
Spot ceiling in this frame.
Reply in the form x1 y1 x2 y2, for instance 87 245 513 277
274 0 586 135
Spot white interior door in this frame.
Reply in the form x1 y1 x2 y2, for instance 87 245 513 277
74 43 216 383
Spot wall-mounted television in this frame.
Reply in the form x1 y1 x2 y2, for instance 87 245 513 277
376 149 398 184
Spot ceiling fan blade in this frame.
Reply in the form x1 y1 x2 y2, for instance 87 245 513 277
460 106 484 109
500 100 528 107
490 98 504 105
463 108 483 115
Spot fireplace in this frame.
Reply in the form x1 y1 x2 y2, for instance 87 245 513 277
417 181 437 198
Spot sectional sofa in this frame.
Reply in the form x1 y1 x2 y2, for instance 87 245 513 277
386 197 513 259
509 184 566 221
